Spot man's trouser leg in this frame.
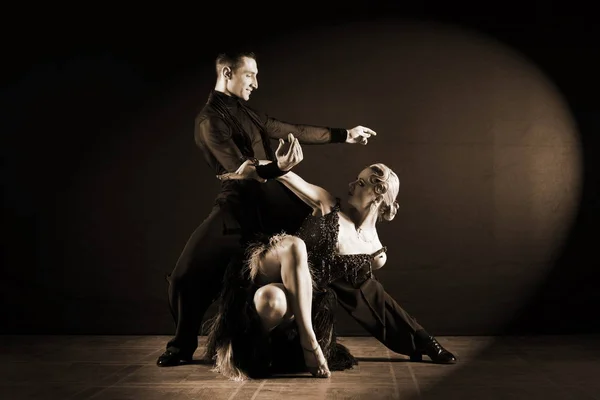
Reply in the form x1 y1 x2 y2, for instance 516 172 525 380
329 276 424 356
165 205 242 356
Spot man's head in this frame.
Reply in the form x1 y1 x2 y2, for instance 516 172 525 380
214 51 258 101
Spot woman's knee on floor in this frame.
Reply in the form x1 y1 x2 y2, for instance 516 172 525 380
254 284 291 323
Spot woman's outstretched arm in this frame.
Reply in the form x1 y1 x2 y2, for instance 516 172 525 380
217 134 336 213
217 161 336 213
275 171 336 213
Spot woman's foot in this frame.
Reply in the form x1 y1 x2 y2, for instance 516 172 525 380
301 343 331 378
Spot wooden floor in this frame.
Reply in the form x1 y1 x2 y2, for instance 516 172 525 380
1 335 599 399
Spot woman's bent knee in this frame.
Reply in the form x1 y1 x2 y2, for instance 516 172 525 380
254 285 288 319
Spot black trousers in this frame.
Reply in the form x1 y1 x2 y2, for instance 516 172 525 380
166 188 423 356
329 277 423 356
166 204 242 354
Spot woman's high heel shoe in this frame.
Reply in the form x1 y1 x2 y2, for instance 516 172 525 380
301 344 331 378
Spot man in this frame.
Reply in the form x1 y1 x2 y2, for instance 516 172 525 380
157 51 456 367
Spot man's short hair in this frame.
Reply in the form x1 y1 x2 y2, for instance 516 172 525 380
215 51 257 76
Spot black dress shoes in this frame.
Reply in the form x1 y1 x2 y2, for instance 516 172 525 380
156 349 193 367
411 336 457 364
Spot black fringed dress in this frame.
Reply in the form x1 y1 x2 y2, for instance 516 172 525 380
203 199 387 380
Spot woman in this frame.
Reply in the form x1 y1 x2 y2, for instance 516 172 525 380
204 135 400 380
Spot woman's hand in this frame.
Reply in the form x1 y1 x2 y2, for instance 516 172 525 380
216 160 267 183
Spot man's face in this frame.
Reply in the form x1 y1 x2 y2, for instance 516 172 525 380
225 56 259 101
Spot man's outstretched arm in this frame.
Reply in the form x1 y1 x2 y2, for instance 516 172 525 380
265 117 377 145
243 105 377 145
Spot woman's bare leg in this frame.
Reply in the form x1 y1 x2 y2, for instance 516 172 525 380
254 236 330 378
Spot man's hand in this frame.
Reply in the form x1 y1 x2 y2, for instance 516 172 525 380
346 125 377 145
217 160 266 183
275 133 303 171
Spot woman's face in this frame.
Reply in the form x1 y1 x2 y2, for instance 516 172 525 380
348 167 379 211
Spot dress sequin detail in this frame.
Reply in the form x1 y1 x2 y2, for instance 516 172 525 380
295 199 387 288
245 198 387 289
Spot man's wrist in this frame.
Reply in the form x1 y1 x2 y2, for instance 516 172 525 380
330 127 349 143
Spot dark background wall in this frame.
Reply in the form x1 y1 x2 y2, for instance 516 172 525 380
1 2 598 336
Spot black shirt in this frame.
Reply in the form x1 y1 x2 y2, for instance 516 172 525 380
194 90 347 237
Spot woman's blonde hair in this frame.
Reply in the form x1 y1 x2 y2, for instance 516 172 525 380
368 163 400 222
